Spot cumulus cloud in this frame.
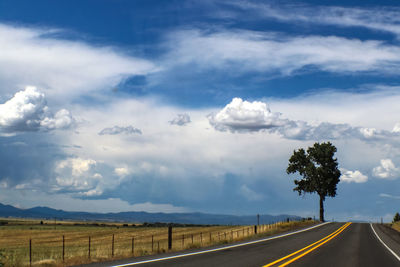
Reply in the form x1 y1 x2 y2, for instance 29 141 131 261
169 113 191 126
114 167 130 177
55 157 100 192
98 125 142 135
373 159 400 179
209 97 399 142
0 86 74 133
340 169 368 183
208 98 283 132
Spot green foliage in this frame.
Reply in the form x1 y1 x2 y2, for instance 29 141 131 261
287 142 341 222
393 212 400 223
287 142 341 200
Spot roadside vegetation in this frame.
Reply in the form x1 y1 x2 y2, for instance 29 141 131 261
0 218 315 266
392 212 400 233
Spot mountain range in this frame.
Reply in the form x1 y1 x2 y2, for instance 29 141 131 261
0 203 303 225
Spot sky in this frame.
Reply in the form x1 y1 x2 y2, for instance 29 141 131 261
1 0 400 222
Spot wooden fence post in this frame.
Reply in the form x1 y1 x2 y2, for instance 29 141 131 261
209 232 212 243
191 234 193 244
168 226 172 250
29 239 32 267
112 234 114 257
200 232 203 244
182 235 184 248
62 235 65 262
132 237 135 256
88 236 91 259
152 235 154 252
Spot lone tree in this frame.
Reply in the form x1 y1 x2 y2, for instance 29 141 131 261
393 212 400 223
287 142 341 222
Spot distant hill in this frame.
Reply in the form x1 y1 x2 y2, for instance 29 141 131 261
0 203 302 225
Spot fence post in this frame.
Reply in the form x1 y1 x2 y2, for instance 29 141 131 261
191 234 193 244
231 230 233 240
112 234 114 257
88 236 91 259
182 235 184 248
168 226 172 250
209 232 212 243
62 235 65 262
152 235 154 252
132 237 135 256
200 232 203 244
29 239 32 267
254 225 257 234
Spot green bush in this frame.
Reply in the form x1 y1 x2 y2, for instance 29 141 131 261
393 212 400 223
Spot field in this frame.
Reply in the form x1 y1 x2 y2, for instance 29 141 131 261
0 218 316 266
392 221 400 232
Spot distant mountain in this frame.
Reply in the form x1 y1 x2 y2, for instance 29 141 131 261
0 203 302 225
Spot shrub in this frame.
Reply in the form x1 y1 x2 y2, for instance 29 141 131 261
393 212 400 223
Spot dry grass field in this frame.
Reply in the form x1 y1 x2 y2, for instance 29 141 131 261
0 218 315 266
392 221 400 233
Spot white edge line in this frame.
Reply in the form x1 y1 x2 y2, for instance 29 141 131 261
370 223 400 262
111 222 331 267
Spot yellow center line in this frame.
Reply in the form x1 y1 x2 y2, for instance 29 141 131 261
278 222 352 267
263 222 351 267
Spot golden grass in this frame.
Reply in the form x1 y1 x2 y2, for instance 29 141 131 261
392 221 400 232
0 218 316 266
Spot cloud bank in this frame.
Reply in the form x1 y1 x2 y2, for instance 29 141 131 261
0 86 74 133
209 97 400 142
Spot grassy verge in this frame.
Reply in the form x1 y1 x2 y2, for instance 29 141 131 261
392 221 400 233
0 218 316 266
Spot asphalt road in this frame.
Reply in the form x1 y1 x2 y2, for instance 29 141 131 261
83 222 400 267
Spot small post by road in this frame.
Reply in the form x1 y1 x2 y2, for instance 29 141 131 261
132 237 135 256
29 239 32 267
112 234 115 257
254 225 258 234
168 225 172 250
62 235 65 262
88 236 91 259
152 235 154 252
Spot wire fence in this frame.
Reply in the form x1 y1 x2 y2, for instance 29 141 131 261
0 220 312 266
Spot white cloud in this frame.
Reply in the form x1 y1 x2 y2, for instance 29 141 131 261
373 159 400 179
393 123 400 133
0 86 74 133
165 29 400 76
98 125 142 135
340 169 368 183
0 23 157 100
208 97 283 132
379 193 400 200
55 157 100 191
114 167 130 177
169 113 191 126
230 2 400 38
239 185 264 201
208 97 398 142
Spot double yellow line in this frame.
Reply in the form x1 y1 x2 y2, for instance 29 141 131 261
263 222 352 267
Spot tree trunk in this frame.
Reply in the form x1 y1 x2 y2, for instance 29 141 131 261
319 195 324 222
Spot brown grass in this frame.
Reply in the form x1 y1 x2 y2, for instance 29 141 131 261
0 218 316 266
392 221 400 233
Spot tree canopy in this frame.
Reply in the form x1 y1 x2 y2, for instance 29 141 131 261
287 142 341 222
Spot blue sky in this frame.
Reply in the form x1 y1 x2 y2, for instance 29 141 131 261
1 0 400 222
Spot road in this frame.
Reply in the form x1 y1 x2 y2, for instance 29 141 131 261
83 222 400 267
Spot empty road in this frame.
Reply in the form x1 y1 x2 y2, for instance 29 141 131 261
83 222 400 267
